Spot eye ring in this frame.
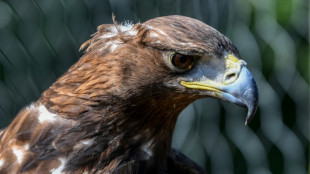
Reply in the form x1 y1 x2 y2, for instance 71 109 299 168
169 52 196 72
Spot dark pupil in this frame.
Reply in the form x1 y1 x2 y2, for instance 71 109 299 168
179 55 187 63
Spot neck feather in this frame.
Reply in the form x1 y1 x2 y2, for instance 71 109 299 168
39 84 194 172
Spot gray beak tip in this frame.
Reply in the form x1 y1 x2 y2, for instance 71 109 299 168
245 104 258 126
222 67 259 126
243 77 259 126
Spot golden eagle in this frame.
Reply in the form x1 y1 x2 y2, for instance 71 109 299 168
0 15 258 174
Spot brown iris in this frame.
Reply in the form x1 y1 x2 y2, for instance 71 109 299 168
170 52 195 70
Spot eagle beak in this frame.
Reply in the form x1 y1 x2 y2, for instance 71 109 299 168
181 54 258 125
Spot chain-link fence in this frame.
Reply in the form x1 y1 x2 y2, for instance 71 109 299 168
0 0 308 174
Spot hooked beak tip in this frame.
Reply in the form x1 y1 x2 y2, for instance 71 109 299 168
222 67 259 126
243 77 259 126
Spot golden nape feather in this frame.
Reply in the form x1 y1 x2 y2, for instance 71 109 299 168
0 15 258 174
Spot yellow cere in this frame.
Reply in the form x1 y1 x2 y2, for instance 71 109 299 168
226 54 239 63
225 54 242 73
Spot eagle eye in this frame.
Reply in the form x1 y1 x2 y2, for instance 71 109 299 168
170 52 196 71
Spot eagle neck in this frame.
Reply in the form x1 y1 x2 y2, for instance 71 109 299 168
39 80 194 172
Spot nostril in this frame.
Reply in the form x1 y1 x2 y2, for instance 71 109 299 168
224 72 237 83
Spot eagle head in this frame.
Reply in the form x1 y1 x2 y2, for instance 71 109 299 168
72 15 258 124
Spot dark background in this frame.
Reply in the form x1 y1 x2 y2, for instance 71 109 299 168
0 0 308 173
